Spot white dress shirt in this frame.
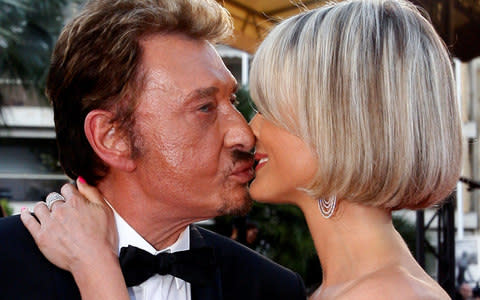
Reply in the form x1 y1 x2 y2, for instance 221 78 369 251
113 210 191 300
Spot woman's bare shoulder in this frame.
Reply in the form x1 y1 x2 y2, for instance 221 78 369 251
333 265 450 300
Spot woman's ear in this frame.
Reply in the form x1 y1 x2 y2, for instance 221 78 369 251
84 110 136 172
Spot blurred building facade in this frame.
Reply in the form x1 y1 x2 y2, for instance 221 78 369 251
456 58 480 235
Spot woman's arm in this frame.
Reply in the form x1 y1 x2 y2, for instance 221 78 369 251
20 178 129 300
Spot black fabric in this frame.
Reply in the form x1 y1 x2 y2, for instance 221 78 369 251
190 225 307 300
0 215 307 300
119 245 216 287
0 215 81 300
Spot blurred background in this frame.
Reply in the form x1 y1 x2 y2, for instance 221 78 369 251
1 0 480 298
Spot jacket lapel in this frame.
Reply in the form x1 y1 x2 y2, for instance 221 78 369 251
190 225 223 300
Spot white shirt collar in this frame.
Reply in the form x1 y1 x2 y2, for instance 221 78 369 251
109 203 190 290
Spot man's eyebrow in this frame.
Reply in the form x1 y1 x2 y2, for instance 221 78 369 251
184 86 219 103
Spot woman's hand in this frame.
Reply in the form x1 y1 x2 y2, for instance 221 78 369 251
21 178 118 272
20 178 129 300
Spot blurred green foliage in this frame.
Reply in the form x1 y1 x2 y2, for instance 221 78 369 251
0 199 13 216
235 85 256 122
247 203 321 289
0 0 80 105
393 214 418 256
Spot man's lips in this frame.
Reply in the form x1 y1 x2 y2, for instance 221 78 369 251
231 160 255 183
254 153 268 171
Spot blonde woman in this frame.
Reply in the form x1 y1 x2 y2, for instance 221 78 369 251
248 0 460 298
22 0 460 299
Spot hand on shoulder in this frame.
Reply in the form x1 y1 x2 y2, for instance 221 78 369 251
20 178 117 273
20 178 130 300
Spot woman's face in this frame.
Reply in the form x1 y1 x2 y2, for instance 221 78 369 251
249 113 317 204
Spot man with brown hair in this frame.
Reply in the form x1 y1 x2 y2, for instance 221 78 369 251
0 1 306 299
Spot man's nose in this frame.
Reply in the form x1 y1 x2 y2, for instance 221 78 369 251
223 109 255 152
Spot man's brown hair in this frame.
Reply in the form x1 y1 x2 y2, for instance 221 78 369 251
47 0 233 184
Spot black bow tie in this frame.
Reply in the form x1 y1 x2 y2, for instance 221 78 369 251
119 245 217 287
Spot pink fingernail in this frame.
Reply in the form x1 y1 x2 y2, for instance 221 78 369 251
21 207 26 212
78 176 86 184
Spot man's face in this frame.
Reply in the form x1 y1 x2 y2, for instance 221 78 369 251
132 34 255 220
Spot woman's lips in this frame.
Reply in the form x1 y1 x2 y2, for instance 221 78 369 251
254 153 269 171
255 157 268 171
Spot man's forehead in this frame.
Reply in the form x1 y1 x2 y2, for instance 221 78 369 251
139 34 228 77
138 35 237 103
143 70 174 92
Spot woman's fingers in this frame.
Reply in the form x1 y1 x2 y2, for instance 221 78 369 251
20 202 71 270
77 177 105 206
33 201 51 223
19 181 117 275
20 208 40 237
59 177 106 208
60 183 84 207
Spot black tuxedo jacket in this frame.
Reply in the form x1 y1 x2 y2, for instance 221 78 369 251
0 215 306 300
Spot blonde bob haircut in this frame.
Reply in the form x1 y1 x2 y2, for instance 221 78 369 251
250 0 462 210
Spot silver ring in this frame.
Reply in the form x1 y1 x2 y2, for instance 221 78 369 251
45 192 65 210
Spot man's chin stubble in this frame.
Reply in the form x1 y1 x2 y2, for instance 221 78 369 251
217 191 253 216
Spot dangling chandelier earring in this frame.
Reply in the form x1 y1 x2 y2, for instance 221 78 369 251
318 196 337 219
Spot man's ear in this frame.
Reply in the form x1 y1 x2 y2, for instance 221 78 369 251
84 110 136 172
